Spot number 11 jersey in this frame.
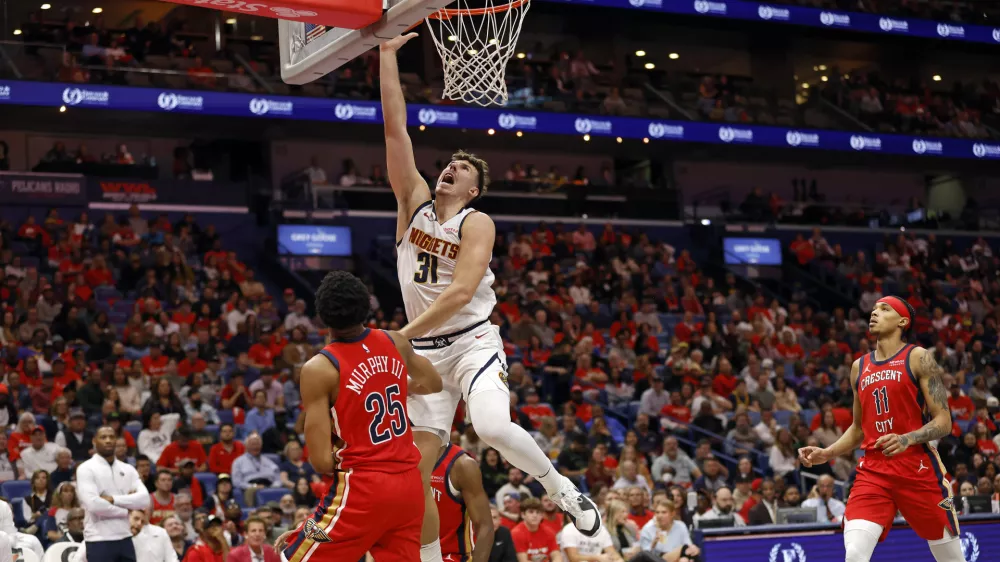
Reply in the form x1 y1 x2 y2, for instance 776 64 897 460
857 343 926 460
318 328 421 474
396 201 496 338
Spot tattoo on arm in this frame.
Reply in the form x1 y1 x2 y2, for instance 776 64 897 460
900 350 952 448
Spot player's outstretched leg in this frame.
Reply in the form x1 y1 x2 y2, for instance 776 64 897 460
467 388 602 536
928 535 966 562
415 430 444 562
843 519 881 562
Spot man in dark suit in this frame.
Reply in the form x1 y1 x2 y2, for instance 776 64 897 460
748 478 779 526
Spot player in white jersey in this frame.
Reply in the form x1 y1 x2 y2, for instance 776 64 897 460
380 33 602 562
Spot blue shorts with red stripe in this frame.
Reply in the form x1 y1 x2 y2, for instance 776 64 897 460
845 447 959 542
281 467 424 562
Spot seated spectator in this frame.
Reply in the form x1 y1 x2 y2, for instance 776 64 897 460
232 433 282 505
613 460 651 493
184 514 229 561
158 425 209 474
511 498 559 562
768 428 799 480
725 412 761 457
692 457 728 494
693 487 746 529
20 428 60 478
187 56 217 89
138 411 182 464
278 440 315 488
639 499 698 562
495 467 535 508
53 409 93 462
748 478 779 526
129 508 175 562
209 423 246 475
150 470 177 525
800 474 845 524
625 487 653 528
52 506 84 544
245 389 277 438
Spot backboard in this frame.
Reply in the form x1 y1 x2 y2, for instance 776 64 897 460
279 0 452 85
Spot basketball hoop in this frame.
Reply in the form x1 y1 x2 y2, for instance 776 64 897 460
425 0 531 107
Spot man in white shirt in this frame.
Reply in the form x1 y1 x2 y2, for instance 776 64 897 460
692 488 746 529
130 509 177 562
559 521 622 562
77 426 151 562
20 428 60 478
800 475 846 524
611 461 651 493
0 500 42 561
226 298 255 336
650 437 701 486
753 408 778 447
282 300 315 333
493 468 534 508
304 156 327 185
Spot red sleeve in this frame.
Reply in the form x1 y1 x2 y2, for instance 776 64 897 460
193 445 208 466
545 529 558 552
208 445 224 473
158 444 176 468
182 545 205 562
510 526 528 552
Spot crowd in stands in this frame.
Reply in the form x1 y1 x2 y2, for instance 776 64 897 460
771 0 1000 25
820 69 1000 139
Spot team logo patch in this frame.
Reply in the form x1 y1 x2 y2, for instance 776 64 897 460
303 518 332 543
938 497 955 511
499 370 509 386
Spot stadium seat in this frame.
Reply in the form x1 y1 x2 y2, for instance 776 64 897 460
204 424 220 438
1 480 31 500
217 410 234 425
801 409 818 427
241 508 254 520
10 498 25 529
773 410 792 427
256 487 291 506
125 421 142 441
627 401 642 419
195 472 218 496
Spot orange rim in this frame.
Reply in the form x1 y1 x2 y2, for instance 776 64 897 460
427 0 528 19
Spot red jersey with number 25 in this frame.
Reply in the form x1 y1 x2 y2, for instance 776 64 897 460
316 329 421 474
857 344 926 459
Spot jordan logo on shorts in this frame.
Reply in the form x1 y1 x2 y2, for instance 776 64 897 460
303 518 332 543
918 460 928 472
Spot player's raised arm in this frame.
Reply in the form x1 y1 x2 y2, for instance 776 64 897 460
399 212 496 340
800 358 865 467
875 347 952 457
380 33 432 238
451 455 495 562
299 355 340 474
386 330 443 395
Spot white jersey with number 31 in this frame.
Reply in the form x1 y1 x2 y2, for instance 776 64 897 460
396 201 496 337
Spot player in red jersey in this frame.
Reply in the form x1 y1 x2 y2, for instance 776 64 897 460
276 271 443 562
431 443 494 562
798 296 964 562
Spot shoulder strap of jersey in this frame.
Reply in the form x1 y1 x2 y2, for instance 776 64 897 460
396 200 434 247
903 344 919 387
442 446 466 504
855 354 866 394
457 208 479 241
317 347 340 371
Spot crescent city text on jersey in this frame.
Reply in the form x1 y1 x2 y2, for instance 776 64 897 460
344 355 407 395
858 370 903 392
408 227 460 260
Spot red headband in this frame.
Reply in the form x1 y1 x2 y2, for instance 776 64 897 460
876 296 911 323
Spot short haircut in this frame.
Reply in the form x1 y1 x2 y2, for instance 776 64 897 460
245 516 267 530
452 151 490 202
520 497 541 513
136 455 151 464
654 498 675 511
314 271 371 330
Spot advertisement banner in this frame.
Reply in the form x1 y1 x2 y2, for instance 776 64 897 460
277 225 352 256
88 178 247 207
723 237 782 265
0 172 87 206
542 0 1000 45
702 521 999 562
0 80 996 161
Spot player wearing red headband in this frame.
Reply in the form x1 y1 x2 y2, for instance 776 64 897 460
798 296 965 562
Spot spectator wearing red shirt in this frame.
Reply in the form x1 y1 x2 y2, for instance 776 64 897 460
8 412 36 462
625 487 653 528
177 344 208 379
183 515 229 562
673 312 702 344
511 498 560 562
173 459 206 508
30 371 62 414
248 330 278 369
172 301 197 327
219 372 252 411
569 386 593 423
790 234 815 265
775 332 805 361
208 423 245 475
711 358 739 398
520 388 555 429
84 255 115 288
141 345 171 378
660 391 692 425
948 385 976 421
18 216 51 246
158 426 209 474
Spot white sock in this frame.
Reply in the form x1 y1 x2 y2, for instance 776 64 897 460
843 519 881 562
928 534 966 562
420 538 443 562
536 467 566 496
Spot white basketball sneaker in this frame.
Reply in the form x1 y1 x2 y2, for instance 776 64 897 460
549 477 602 537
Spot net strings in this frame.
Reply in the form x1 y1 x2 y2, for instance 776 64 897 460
427 0 531 106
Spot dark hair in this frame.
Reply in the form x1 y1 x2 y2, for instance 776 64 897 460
315 271 371 330
452 151 490 203
219 423 234 432
136 454 151 464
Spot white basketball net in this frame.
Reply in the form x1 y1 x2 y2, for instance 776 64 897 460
425 0 530 107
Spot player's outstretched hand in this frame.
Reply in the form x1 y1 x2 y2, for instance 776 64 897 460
797 446 829 468
874 433 910 457
273 529 296 552
381 33 418 52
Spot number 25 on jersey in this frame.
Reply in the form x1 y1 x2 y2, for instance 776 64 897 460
365 384 408 445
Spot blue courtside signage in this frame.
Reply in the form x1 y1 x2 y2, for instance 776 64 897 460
0 79 993 160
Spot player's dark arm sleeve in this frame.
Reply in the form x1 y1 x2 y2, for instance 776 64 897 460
491 527 519 562
454 457 495 562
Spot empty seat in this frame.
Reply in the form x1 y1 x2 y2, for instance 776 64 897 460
195 472 218 496
1 480 31 500
255 487 291 506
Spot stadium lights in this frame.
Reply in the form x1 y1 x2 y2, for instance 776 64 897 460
40 4 51 9
635 50 646 57
419 125 426 131
516 131 523 137
801 82 809 89
467 48 478 55
487 128 495 135
818 64 827 71
251 35 263 41
821 76 828 82
226 18 237 24
488 38 498 45
643 137 649 143
644 63 655 70
668 53 679 60
13 29 21 36
447 35 457 42
59 105 66 112
583 134 591 141
932 74 942 81
701 219 711 226
616 137 622 143
92 7 103 13
516 53 525 59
